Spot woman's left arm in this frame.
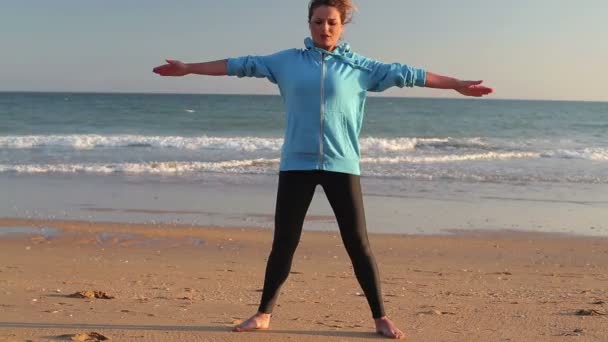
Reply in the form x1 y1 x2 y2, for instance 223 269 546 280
425 72 493 97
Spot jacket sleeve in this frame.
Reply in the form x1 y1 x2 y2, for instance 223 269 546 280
226 49 292 84
364 58 426 92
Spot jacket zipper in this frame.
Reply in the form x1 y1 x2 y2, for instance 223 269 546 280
318 52 326 169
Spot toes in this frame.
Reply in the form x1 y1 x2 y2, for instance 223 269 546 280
233 320 255 332
376 327 405 339
388 329 403 339
394 329 405 339
233 316 271 332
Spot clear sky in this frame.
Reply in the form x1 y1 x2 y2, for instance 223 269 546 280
1 0 607 101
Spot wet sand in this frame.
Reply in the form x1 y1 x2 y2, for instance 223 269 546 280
1 218 607 341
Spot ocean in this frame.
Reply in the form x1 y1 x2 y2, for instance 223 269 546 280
1 92 607 235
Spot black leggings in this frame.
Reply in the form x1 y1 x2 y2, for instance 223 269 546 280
258 170 385 318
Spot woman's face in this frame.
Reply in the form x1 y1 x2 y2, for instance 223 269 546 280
309 6 344 51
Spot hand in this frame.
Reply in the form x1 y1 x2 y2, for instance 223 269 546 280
152 59 189 76
455 80 493 97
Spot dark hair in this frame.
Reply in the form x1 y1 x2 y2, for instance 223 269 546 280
308 0 356 24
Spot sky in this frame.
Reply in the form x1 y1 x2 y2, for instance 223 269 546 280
1 0 607 101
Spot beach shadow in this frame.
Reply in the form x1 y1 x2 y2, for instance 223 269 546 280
1 322 384 339
0 322 225 332
260 329 382 339
44 294 71 298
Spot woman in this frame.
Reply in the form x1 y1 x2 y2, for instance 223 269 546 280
153 0 492 339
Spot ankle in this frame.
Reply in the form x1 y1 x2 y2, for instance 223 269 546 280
255 312 272 318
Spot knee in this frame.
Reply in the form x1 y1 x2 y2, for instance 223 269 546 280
270 239 299 257
344 237 373 257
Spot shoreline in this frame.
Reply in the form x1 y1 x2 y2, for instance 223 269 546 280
1 218 607 341
2 217 608 241
3 173 608 237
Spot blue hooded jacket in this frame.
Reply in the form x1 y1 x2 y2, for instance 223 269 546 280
227 38 426 175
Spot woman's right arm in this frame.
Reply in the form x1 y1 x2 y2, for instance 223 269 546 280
154 50 292 82
153 59 227 77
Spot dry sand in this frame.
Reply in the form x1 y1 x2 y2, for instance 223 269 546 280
0 218 607 341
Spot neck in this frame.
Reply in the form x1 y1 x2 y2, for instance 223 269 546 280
314 43 336 52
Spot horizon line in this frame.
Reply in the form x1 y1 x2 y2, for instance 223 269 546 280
0 90 606 104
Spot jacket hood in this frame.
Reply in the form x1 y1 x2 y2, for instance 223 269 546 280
303 37 370 71
304 37 351 54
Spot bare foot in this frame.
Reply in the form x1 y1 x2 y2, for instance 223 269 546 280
232 312 271 332
374 316 406 339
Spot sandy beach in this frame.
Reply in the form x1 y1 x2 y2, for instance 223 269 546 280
1 218 607 341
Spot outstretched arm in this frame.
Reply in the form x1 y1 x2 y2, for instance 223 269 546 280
425 72 493 97
152 59 227 77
